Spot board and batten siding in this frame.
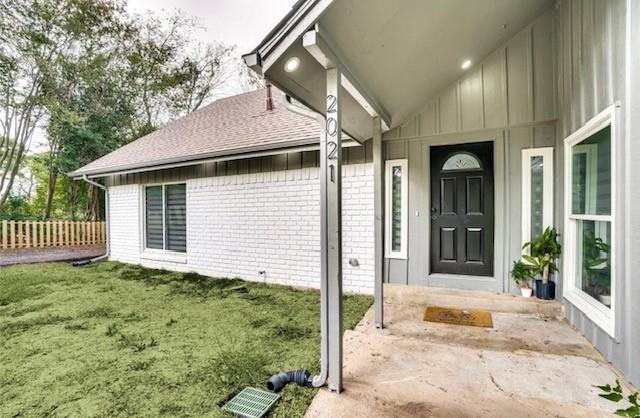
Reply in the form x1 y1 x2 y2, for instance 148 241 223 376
381 9 557 293
554 0 638 386
106 144 372 187
379 0 638 386
107 163 375 295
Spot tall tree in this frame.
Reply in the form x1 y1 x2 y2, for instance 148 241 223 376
166 41 234 116
1 2 258 218
45 53 134 219
0 0 126 210
124 11 234 136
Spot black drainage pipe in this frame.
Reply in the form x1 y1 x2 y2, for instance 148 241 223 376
71 259 94 267
266 369 313 393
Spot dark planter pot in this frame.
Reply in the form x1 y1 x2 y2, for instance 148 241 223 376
535 280 556 300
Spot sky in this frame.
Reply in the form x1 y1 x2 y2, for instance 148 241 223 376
128 0 297 54
30 0 296 152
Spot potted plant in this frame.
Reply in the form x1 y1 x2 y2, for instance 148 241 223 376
522 226 562 300
511 260 534 297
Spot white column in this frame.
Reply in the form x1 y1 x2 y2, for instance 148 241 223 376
625 0 640 386
373 116 384 328
322 66 343 392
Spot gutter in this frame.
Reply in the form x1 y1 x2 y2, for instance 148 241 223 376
242 0 317 73
71 137 360 180
285 95 325 126
77 175 109 263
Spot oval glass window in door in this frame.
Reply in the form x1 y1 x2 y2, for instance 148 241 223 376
442 152 482 171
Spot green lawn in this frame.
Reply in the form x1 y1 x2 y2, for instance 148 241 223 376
0 261 372 417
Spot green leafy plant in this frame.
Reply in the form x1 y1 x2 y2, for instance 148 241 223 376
522 226 562 284
582 230 611 297
511 260 534 289
595 380 639 417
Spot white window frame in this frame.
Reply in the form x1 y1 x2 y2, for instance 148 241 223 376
563 104 617 337
521 147 554 246
140 182 187 264
385 159 408 259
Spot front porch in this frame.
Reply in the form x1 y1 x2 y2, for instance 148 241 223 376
306 285 626 417
244 0 640 390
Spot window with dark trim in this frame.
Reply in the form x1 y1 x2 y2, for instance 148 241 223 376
145 184 186 252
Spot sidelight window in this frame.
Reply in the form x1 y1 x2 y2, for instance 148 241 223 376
385 159 408 259
521 147 554 246
563 105 616 336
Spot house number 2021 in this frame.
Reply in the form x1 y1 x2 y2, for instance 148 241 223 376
326 94 337 160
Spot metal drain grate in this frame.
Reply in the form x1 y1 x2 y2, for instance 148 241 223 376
221 387 280 418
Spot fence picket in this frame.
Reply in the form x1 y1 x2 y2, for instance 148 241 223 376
2 220 7 249
52 222 57 247
16 221 22 248
9 221 15 248
70 221 75 246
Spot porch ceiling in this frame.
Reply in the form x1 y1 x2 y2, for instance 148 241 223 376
251 0 554 140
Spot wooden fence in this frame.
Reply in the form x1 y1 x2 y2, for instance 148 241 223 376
0 220 106 250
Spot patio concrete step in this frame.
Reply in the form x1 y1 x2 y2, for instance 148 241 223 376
383 283 562 317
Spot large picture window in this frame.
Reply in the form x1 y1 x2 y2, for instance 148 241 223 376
563 105 616 336
144 183 186 253
385 159 408 259
522 147 554 246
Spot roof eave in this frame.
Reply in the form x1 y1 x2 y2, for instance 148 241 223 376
243 0 334 74
69 137 320 178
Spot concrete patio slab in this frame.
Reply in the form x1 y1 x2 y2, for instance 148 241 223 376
305 285 633 418
0 244 105 266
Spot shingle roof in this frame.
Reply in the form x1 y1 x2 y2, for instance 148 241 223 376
70 88 320 177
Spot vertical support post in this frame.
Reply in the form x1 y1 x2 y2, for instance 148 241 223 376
626 0 640 386
322 66 343 392
372 116 384 328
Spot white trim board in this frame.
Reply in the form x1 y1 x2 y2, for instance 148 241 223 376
139 183 188 262
562 104 618 338
384 159 408 259
521 147 554 246
424 132 505 292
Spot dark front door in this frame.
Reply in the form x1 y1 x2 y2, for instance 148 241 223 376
430 142 494 276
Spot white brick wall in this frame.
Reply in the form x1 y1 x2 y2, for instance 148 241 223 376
108 185 141 265
107 163 375 294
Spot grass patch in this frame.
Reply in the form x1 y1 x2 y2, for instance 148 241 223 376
0 314 72 337
0 261 372 417
0 302 52 317
64 322 92 331
82 306 117 318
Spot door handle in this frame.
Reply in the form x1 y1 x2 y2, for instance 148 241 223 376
431 207 438 220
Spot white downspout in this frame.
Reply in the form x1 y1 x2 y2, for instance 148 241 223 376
81 175 110 262
286 96 329 388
